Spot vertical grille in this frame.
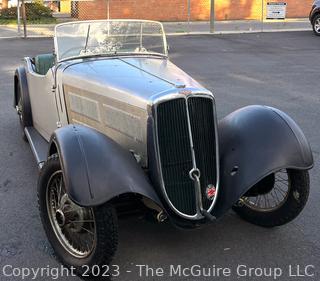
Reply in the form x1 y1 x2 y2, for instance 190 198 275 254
188 97 217 209
157 99 196 215
156 96 217 217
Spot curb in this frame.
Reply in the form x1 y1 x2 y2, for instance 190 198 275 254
166 28 312 36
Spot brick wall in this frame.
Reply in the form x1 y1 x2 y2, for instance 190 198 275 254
215 0 314 20
284 0 313 18
77 0 313 21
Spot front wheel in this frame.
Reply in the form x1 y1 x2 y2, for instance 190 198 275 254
312 14 320 36
38 154 118 277
233 169 310 227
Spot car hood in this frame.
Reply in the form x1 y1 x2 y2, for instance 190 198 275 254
60 57 206 109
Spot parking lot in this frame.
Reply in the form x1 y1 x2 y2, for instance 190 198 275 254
0 31 319 280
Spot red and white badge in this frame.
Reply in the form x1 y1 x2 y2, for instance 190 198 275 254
206 184 216 200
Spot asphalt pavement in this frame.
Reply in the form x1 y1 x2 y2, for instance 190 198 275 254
0 31 319 281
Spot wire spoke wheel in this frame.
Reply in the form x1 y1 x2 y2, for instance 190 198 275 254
46 170 96 258
241 169 290 212
17 92 23 124
233 168 310 227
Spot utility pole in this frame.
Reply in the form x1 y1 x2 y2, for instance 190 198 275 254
210 0 215 33
21 0 27 38
187 0 191 33
17 0 21 36
261 0 264 32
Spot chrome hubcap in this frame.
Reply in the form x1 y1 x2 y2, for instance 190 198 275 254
241 169 290 212
46 171 96 258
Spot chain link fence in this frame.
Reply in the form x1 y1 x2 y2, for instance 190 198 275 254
0 0 312 38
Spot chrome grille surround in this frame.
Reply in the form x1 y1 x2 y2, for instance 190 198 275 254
153 93 220 220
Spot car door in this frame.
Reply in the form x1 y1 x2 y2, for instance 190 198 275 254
25 59 59 141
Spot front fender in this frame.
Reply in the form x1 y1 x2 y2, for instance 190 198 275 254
49 125 162 208
213 105 313 218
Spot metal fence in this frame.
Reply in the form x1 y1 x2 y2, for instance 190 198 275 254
0 0 311 38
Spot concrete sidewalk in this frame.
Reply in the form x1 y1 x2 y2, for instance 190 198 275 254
0 18 312 38
164 18 311 35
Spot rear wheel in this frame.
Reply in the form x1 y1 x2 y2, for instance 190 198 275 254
313 14 320 36
16 84 27 141
38 154 118 277
233 169 309 227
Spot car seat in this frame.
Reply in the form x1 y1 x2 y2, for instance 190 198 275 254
34 54 55 75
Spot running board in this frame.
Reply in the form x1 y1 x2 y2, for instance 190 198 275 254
24 127 49 169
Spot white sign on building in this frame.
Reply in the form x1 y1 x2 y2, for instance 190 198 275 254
266 2 287 20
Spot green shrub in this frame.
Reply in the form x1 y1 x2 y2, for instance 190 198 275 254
25 2 53 20
0 7 17 19
0 2 53 20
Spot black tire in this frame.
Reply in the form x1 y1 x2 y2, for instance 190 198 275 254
233 169 310 227
15 72 32 142
16 84 27 142
38 154 118 277
312 14 320 36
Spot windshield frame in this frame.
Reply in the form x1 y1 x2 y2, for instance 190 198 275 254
54 19 168 63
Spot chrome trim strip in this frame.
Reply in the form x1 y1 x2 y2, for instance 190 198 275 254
185 97 203 217
118 58 185 89
58 53 168 64
153 92 220 220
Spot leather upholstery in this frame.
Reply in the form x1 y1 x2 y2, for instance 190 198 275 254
34 54 54 75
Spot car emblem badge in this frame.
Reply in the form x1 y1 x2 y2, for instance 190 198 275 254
206 184 216 200
179 89 192 95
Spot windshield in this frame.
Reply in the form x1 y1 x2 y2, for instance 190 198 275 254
54 20 168 62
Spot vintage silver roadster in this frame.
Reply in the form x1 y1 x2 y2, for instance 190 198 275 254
14 20 313 276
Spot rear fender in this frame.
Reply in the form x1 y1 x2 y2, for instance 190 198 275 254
14 67 33 126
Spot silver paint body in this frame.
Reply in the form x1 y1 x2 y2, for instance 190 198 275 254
24 55 213 167
23 20 219 220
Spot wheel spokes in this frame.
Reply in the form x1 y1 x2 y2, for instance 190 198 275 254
46 171 96 258
241 169 290 212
